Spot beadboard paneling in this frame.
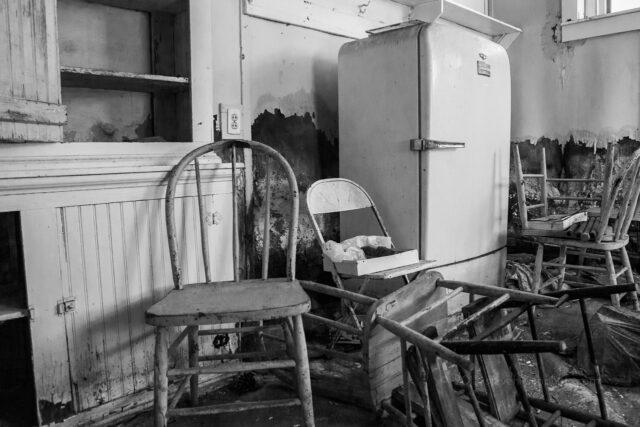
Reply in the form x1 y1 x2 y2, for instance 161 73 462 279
56 192 233 411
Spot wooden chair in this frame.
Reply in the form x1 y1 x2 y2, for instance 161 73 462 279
306 178 435 336
145 140 314 427
513 143 640 309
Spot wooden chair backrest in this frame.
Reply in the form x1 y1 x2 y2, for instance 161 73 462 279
601 147 640 242
306 178 389 245
514 143 640 242
165 139 299 290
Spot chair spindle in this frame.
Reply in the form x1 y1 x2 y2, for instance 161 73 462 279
194 158 212 283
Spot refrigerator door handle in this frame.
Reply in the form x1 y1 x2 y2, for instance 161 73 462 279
410 138 466 151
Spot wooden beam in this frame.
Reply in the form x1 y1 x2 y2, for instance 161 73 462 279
0 98 67 125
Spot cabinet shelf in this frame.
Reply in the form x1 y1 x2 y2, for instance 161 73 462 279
60 66 190 94
0 295 28 323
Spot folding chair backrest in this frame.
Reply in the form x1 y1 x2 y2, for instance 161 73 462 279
306 178 389 245
165 139 299 290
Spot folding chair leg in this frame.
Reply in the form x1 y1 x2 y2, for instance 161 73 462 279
533 243 544 293
188 326 199 406
154 326 169 427
578 298 608 420
527 307 550 402
620 247 640 311
292 315 315 427
604 251 620 307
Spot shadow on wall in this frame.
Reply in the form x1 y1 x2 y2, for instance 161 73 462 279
251 109 339 282
508 137 640 234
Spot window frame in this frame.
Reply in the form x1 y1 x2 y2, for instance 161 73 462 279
561 0 640 42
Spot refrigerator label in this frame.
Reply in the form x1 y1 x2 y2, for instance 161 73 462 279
477 60 491 77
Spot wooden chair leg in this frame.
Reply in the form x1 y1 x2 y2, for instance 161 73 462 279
533 243 544 293
188 326 200 406
620 247 640 311
292 315 315 427
604 251 620 307
154 326 169 427
556 246 568 291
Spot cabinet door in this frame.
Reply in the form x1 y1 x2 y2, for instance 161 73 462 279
0 0 66 142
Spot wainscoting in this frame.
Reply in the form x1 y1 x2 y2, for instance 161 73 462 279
0 143 235 424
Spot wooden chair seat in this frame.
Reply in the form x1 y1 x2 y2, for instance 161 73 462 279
146 279 311 326
524 234 628 251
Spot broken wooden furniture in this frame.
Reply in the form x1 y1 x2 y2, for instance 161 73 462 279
513 143 640 309
390 279 566 427
145 140 314 427
306 178 435 341
396 285 630 427
543 284 639 422
298 271 563 422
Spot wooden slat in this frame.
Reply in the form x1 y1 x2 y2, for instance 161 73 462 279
300 280 378 305
303 312 362 336
356 260 435 280
526 203 545 210
439 294 510 340
198 350 285 362
168 398 301 417
60 66 189 93
436 280 558 305
400 287 463 326
168 359 296 376
87 0 187 14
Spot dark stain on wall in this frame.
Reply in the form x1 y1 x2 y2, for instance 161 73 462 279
250 109 339 282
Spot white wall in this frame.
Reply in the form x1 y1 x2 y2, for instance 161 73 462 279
493 0 640 146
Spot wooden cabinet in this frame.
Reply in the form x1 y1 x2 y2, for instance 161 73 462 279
0 0 197 143
0 0 66 142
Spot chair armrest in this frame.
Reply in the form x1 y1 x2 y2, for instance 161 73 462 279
543 284 637 300
299 280 377 305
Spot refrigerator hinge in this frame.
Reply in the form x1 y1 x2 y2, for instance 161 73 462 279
410 139 466 151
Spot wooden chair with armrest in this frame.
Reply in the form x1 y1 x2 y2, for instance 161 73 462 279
145 140 314 427
513 143 640 309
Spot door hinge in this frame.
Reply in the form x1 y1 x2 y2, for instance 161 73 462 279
27 306 35 321
57 297 77 315
410 138 466 151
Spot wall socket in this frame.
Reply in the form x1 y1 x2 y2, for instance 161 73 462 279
219 104 243 139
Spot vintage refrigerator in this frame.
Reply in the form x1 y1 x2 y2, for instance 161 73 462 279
339 18 512 312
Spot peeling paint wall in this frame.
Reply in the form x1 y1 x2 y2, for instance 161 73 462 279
493 0 640 146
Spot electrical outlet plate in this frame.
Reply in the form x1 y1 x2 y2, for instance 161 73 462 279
220 104 243 139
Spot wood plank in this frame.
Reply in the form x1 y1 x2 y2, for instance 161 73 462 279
21 0 37 101
80 204 113 407
8 0 24 99
121 201 151 393
0 97 67 124
86 0 187 14
467 310 520 422
168 398 301 417
23 208 73 423
94 204 126 401
44 0 60 105
60 66 189 93
0 0 13 98
107 203 137 397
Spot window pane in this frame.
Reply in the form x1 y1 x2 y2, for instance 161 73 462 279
610 0 640 12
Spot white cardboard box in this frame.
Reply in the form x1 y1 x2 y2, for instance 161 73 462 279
323 249 419 276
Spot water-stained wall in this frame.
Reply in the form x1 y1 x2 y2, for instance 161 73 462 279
493 0 640 231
